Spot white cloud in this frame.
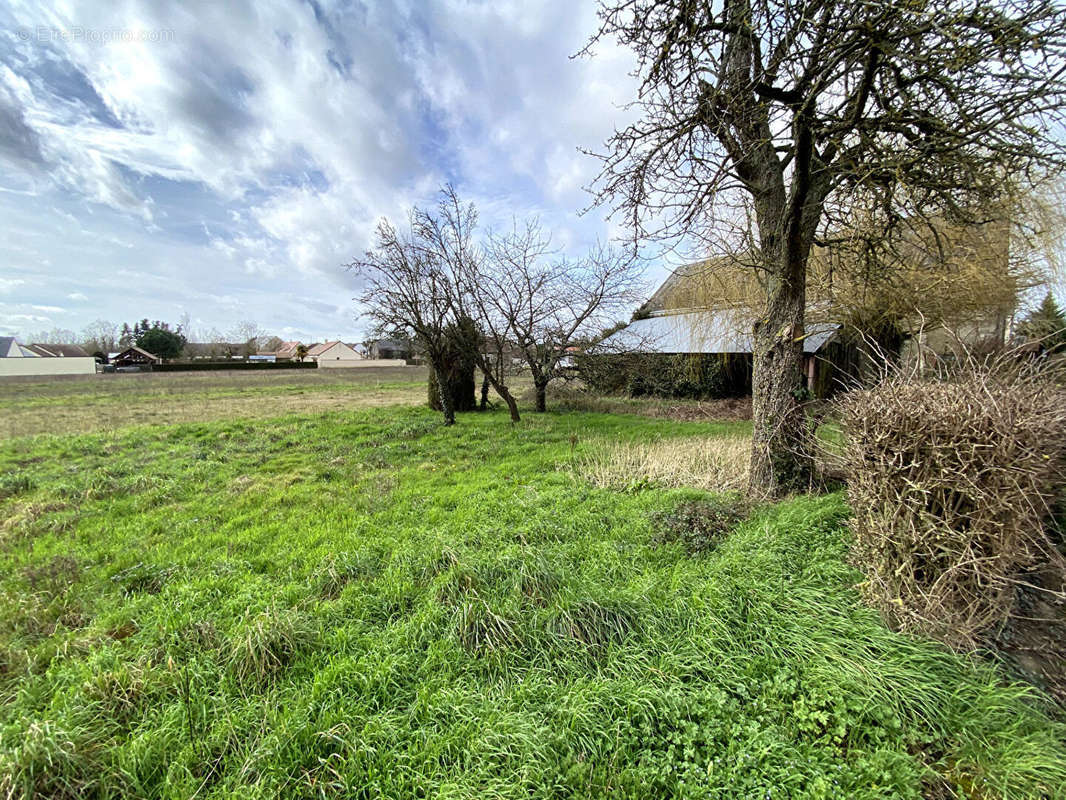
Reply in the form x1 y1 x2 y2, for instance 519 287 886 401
0 0 646 339
0 278 26 293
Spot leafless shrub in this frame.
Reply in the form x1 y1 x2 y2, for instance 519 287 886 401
837 352 1066 648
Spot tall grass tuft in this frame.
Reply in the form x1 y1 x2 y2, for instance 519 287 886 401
226 606 318 686
578 435 750 493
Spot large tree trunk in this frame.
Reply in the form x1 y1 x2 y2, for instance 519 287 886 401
746 137 825 496
429 363 455 425
749 275 810 495
534 379 548 413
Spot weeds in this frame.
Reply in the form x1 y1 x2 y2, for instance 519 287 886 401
549 599 640 650
110 562 178 596
0 473 34 499
22 554 80 597
0 405 1063 798
455 600 520 653
650 496 752 555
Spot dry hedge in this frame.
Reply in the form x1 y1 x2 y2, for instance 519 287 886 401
838 360 1066 648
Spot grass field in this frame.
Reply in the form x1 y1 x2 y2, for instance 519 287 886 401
1 379 1064 798
0 367 430 439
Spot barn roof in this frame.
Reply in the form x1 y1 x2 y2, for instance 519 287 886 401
113 345 160 362
600 310 838 355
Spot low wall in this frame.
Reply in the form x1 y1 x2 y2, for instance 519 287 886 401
317 359 408 369
155 361 318 372
0 357 97 377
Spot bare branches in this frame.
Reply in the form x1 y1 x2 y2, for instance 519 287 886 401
349 187 643 418
585 0 1066 247
584 0 1066 494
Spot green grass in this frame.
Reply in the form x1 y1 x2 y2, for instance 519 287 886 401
1 406 1063 799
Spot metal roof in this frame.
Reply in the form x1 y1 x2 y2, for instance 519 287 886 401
600 311 838 355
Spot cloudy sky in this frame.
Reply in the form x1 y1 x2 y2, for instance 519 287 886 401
0 0 652 343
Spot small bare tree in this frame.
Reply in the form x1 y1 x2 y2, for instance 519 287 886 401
81 319 120 355
414 187 524 422
349 214 461 424
352 186 640 421
482 225 643 412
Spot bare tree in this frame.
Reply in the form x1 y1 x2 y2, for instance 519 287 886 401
25 327 78 345
482 224 642 412
585 0 1066 494
349 214 461 424
262 335 285 353
411 186 524 421
81 319 120 355
231 321 264 357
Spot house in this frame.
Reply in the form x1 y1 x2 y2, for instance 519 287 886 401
274 341 304 360
306 340 363 367
0 336 97 376
0 336 38 358
111 346 161 368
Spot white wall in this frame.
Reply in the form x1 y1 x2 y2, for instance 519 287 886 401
0 357 97 377
317 358 408 369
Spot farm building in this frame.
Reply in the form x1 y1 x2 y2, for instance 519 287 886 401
0 336 97 377
602 309 839 394
601 217 1015 397
112 346 161 368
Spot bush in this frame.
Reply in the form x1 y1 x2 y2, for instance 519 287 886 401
428 317 478 413
838 358 1066 648
576 352 750 399
650 496 752 555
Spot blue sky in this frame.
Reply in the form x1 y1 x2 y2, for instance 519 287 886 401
0 0 650 342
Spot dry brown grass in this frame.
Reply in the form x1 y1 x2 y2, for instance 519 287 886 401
0 367 429 439
578 435 751 493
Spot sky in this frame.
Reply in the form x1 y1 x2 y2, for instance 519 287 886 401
0 0 651 343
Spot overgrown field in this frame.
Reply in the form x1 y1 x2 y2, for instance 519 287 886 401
0 367 430 439
1 405 1064 798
